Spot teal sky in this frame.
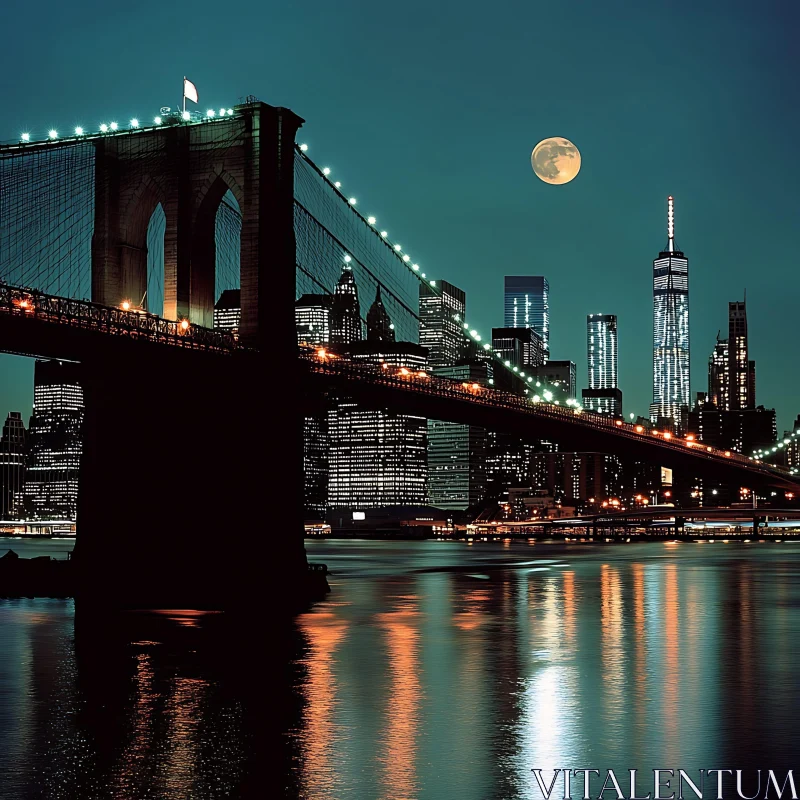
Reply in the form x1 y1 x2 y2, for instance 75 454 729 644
1 0 798 431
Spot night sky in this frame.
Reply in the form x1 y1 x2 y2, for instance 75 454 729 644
1 0 798 432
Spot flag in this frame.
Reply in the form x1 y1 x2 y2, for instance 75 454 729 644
183 78 198 104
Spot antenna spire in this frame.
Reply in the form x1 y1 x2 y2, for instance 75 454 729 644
667 195 675 252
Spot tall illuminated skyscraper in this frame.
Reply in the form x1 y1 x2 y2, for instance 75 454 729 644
419 280 466 368
650 196 690 427
582 314 622 415
504 276 549 353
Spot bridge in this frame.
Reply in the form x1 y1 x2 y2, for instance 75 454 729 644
1 98 797 607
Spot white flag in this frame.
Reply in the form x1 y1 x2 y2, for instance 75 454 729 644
183 78 198 104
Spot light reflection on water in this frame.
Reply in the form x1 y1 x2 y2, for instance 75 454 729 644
1 540 800 798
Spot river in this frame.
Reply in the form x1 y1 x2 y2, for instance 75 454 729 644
1 537 799 798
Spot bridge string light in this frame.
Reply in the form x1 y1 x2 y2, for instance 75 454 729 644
294 142 574 407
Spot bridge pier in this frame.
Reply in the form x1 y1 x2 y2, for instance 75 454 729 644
73 348 308 609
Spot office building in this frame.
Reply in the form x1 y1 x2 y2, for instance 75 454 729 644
0 412 26 519
213 289 241 339
531 452 623 505
650 196 690 427
491 327 546 370
330 265 362 345
419 280 466 368
22 361 84 520
296 294 333 346
708 300 757 412
428 362 489 511
529 360 576 401
327 299 427 510
708 336 729 410
688 403 776 456
582 313 621 415
504 276 549 353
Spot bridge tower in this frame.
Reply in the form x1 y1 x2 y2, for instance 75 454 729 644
75 102 310 608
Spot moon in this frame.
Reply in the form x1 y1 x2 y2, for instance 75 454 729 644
531 137 581 185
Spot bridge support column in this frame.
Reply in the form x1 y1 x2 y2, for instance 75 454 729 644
74 348 309 609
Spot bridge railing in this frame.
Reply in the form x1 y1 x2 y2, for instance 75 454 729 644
300 348 792 481
0 283 236 352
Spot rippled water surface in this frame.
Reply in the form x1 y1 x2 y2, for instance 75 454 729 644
1 537 800 799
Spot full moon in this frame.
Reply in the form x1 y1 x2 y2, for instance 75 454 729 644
531 137 581 185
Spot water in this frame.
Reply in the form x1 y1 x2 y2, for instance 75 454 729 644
1 537 800 799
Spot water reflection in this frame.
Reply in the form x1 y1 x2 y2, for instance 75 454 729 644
2 543 800 798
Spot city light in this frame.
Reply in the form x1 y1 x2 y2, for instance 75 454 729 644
394 244 402 251
334 181 341 188
180 319 189 331
121 301 131 311
381 231 388 237
227 109 233 115
635 425 644 433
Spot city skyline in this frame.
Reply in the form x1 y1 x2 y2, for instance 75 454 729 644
0 2 798 432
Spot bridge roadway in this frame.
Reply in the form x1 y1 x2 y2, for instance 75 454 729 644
300 349 800 493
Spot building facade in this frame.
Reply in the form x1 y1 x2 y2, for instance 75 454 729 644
0 412 26 519
22 361 84 520
330 265 363 345
419 280 466 368
651 196 690 427
296 294 333 346
528 361 576 401
583 313 621 415
327 292 428 510
213 289 241 339
427 362 489 511
503 276 549 353
491 327 546 370
531 451 623 505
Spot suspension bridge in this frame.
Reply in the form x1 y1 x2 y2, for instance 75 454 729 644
1 98 796 606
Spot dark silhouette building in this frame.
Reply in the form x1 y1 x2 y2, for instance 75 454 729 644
531 451 623 505
330 265 362 345
0 412 27 519
366 286 395 343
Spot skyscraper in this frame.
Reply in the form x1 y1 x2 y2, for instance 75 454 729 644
706 300 756 412
728 300 755 410
328 294 428 510
419 280 466 368
23 360 84 520
503 276 549 353
650 196 690 427
330 265 362 345
582 314 622 415
295 294 333 346
708 335 729 410
0 412 26 519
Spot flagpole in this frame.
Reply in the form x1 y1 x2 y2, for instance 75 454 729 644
182 76 186 115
